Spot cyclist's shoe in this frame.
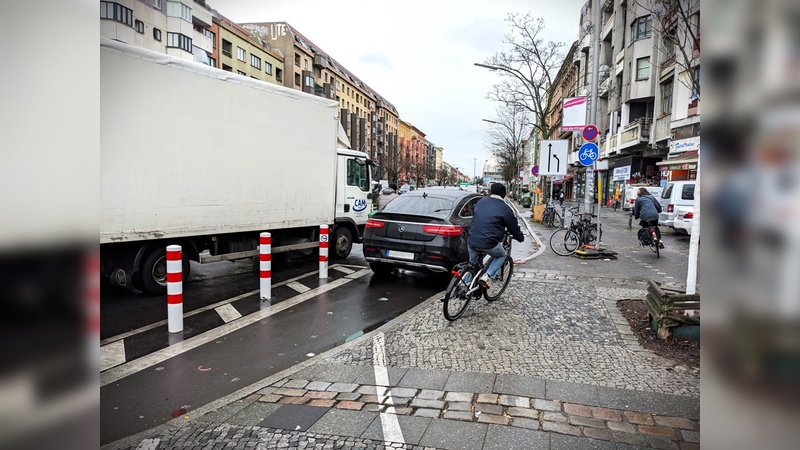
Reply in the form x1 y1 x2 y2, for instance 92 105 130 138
479 273 491 289
659 241 665 249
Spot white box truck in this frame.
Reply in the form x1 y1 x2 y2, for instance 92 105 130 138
100 39 373 295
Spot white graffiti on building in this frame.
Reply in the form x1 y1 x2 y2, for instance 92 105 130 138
241 23 286 40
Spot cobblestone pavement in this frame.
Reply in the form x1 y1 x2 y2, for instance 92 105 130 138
107 200 700 450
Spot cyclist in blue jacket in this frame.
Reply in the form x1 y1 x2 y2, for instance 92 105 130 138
633 187 664 248
467 183 525 288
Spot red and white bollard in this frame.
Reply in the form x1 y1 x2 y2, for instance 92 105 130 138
87 250 100 371
319 225 329 279
260 232 271 299
166 245 183 333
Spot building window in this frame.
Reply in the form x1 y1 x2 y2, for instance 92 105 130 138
660 80 673 114
237 70 246 76
304 60 308 70
208 57 216 67
203 29 215 47
276 68 283 83
166 32 192 53
135 20 144 33
250 54 261 69
100 2 133 27
294 54 300 67
264 62 272 75
153 0 162 10
636 57 650 80
631 15 652 42
153 28 162 41
221 39 232 58
237 47 246 62
295 73 301 86
222 64 232 72
305 74 314 87
166 1 191 22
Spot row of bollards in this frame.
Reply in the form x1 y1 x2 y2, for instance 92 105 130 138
167 225 331 333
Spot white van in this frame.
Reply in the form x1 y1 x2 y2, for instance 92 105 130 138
659 180 696 228
623 185 663 212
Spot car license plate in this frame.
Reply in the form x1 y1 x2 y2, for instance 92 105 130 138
386 250 414 260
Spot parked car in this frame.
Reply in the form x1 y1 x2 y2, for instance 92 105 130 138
362 188 482 275
672 205 696 235
398 184 415 194
659 180 696 228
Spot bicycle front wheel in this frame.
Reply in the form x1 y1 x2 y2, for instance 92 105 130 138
443 268 475 321
550 229 580 256
484 256 513 301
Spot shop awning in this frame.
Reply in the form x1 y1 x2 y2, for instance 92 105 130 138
656 150 699 166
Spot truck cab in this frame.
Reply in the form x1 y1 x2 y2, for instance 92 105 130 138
333 148 373 258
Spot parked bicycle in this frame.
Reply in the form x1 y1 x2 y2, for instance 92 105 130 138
541 202 562 228
637 220 661 258
442 234 514 321
549 207 602 256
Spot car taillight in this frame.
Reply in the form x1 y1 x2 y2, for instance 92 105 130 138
667 204 674 213
366 219 385 229
423 225 463 236
684 212 693 219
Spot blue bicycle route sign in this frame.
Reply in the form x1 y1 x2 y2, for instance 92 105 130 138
578 142 599 167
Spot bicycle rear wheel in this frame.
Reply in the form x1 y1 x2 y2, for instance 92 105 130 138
552 212 562 228
443 267 475 321
484 256 513 301
550 229 580 256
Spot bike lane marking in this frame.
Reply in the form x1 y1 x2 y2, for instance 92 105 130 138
100 268 372 386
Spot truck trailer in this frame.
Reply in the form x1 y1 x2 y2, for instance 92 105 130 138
100 38 373 295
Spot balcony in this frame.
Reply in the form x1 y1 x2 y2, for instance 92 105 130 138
313 54 328 69
652 114 672 143
192 29 212 54
191 1 212 27
619 117 652 150
598 76 611 97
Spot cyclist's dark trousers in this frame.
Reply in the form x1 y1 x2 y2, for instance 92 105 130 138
639 219 661 241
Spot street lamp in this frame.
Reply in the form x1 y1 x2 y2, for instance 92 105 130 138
473 157 477 184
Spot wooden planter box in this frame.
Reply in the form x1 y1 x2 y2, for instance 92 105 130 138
645 280 700 340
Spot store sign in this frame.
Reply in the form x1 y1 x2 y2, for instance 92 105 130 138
669 136 700 156
562 97 587 131
613 165 631 181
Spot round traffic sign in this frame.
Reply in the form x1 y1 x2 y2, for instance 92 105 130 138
578 142 599 166
582 124 599 141
531 165 539 176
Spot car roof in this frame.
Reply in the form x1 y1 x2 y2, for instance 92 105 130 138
403 188 480 200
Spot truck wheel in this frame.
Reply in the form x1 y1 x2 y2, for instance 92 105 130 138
332 227 352 259
137 246 191 295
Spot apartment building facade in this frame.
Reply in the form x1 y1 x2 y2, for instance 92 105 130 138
546 0 700 204
101 0 213 63
213 14 283 84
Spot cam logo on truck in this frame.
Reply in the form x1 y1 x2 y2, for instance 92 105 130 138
353 199 368 212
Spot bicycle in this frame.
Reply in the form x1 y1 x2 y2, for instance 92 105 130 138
637 219 661 258
442 234 514 321
549 207 602 256
541 202 562 228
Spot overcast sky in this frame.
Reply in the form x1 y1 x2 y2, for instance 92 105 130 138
219 0 587 181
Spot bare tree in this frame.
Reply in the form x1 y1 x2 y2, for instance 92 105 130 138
485 103 532 195
479 13 566 140
435 167 449 186
632 0 700 98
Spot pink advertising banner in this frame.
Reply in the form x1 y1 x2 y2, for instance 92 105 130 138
562 97 587 131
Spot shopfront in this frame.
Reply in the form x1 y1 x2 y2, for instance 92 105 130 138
657 136 700 181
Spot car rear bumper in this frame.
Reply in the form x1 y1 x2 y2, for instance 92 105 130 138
364 256 450 273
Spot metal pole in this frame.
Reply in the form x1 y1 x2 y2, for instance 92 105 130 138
588 0 601 243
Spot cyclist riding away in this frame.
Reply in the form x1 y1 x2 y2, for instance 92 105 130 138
633 187 665 249
467 183 525 288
